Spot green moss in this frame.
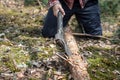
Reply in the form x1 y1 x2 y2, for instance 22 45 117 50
0 3 120 80
0 45 30 72
85 46 111 52
37 47 55 60
11 48 30 63
1 56 20 72
87 48 120 80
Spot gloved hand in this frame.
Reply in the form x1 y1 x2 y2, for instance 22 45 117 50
52 3 65 17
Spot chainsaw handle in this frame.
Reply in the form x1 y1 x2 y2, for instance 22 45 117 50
57 11 63 31
56 12 72 56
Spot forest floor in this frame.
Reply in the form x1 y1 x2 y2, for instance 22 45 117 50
0 4 120 80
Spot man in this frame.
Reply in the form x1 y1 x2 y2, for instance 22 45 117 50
42 0 102 38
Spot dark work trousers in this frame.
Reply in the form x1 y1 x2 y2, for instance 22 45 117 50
42 0 102 38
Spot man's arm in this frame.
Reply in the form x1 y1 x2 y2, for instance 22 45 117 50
48 0 65 17
48 0 60 7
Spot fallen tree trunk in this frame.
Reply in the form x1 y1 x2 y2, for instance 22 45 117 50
55 11 90 80
64 27 90 80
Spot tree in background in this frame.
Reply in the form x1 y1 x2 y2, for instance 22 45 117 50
100 0 120 16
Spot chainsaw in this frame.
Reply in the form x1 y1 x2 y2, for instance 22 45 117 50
55 11 72 56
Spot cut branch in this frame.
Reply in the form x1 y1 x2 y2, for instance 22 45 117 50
64 27 90 80
37 0 43 10
73 32 110 40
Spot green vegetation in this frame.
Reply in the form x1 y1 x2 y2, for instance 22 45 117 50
100 0 120 16
24 0 48 6
0 0 120 79
85 46 120 80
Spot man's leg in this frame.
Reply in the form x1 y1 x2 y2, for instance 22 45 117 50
75 1 102 35
41 8 57 38
42 0 73 38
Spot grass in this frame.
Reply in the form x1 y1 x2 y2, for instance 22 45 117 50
0 3 120 80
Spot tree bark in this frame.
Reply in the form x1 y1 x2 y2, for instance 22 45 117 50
64 27 90 80
55 11 90 80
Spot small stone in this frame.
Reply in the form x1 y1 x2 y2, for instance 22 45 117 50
50 44 55 48
18 44 23 47
17 63 27 68
44 51 48 54
0 33 5 38
16 72 24 78
98 52 102 55
32 61 41 68
113 70 120 75
83 51 93 57
1 73 13 77
68 74 72 80
54 71 61 76
58 75 64 79
4 47 11 53
30 69 36 74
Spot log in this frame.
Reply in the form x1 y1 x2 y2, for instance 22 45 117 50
55 11 90 80
64 27 90 80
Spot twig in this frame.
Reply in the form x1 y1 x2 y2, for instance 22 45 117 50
73 33 110 40
37 0 41 5
37 0 43 10
55 53 74 66
56 53 67 61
